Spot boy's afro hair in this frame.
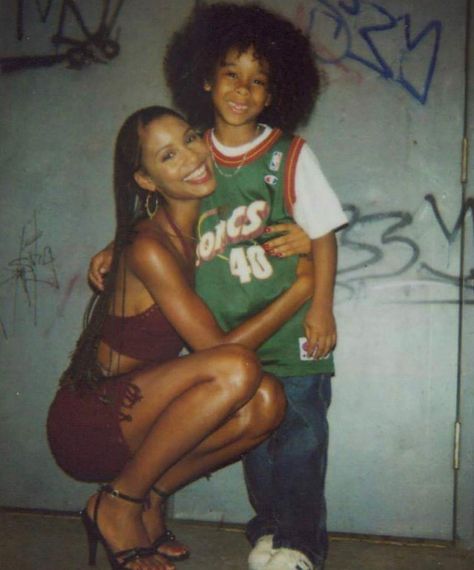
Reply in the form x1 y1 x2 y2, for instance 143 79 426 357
164 2 322 133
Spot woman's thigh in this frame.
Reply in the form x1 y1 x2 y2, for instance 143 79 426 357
120 344 260 452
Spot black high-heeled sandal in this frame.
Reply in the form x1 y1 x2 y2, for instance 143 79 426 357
82 483 157 569
150 486 190 562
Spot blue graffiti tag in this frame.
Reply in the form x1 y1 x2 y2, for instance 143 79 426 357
307 0 442 104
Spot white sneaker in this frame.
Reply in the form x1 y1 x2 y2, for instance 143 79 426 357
264 548 314 570
248 535 275 570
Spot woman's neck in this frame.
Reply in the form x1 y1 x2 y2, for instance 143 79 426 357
153 200 199 240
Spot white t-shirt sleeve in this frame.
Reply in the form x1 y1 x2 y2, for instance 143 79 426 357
292 143 348 239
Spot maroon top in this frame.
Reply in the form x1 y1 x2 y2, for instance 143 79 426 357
100 207 195 363
101 304 183 362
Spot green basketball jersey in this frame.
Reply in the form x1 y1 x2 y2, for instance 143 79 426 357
195 129 334 377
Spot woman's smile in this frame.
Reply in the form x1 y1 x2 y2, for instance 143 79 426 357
183 162 212 184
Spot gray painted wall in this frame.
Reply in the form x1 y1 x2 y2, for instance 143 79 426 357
0 0 195 511
0 0 472 548
457 0 474 549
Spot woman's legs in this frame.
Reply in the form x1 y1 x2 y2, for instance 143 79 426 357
154 372 286 491
142 373 286 549
86 345 269 569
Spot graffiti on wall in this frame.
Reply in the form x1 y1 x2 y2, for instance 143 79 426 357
0 193 472 340
1 0 125 73
337 194 474 302
306 0 442 104
0 211 59 338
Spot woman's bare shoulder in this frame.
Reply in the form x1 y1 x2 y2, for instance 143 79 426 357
126 226 179 278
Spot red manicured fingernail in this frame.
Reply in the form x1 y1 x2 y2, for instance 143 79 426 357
264 227 272 233
263 244 270 250
276 252 283 258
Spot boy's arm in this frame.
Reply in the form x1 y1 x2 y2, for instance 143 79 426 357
304 231 337 358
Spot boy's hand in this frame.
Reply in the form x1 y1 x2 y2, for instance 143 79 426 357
305 232 337 359
88 247 113 291
304 305 337 359
263 223 311 258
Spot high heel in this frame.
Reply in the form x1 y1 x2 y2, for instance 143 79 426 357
149 486 190 561
82 483 157 569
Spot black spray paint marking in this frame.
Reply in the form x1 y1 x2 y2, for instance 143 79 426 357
337 194 474 302
0 211 60 334
2 0 125 73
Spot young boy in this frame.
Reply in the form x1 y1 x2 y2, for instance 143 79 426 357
164 4 348 570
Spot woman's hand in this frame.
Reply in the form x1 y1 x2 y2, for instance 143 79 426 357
262 223 311 258
88 244 113 291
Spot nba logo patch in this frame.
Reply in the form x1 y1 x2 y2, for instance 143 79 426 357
269 151 283 172
264 174 278 186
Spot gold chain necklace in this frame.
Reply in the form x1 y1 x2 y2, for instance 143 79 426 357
210 126 263 179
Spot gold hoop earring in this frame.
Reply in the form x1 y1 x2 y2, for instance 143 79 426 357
145 192 159 219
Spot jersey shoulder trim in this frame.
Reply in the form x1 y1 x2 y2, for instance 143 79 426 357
284 136 305 216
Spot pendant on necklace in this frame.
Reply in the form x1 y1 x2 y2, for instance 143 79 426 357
210 125 264 179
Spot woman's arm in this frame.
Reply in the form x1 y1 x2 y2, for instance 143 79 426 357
88 242 113 291
87 222 311 290
127 236 312 352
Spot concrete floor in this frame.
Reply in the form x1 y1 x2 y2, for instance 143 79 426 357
1 510 474 570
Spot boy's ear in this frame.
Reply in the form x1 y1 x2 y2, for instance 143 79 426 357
264 93 272 107
134 170 157 192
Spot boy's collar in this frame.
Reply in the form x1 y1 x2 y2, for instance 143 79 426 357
210 124 272 154
206 126 284 168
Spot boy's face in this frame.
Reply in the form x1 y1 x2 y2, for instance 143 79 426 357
204 46 272 130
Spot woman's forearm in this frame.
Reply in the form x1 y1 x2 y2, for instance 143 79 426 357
218 275 312 350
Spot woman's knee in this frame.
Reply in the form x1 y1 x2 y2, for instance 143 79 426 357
211 344 262 404
249 374 287 434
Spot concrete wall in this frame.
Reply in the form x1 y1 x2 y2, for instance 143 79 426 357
0 0 472 547
456 0 474 549
0 0 195 512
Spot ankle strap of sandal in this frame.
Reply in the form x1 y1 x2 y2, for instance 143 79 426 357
150 485 170 500
100 484 146 505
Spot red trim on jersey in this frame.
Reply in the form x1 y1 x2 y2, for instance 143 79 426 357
284 136 304 216
205 129 283 167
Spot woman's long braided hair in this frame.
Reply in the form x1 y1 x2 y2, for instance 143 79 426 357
60 106 184 391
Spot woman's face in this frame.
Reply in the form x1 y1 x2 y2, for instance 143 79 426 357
134 115 216 202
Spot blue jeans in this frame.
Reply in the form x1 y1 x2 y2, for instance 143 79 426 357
243 374 332 567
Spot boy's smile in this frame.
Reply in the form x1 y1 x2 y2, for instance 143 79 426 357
205 46 272 145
